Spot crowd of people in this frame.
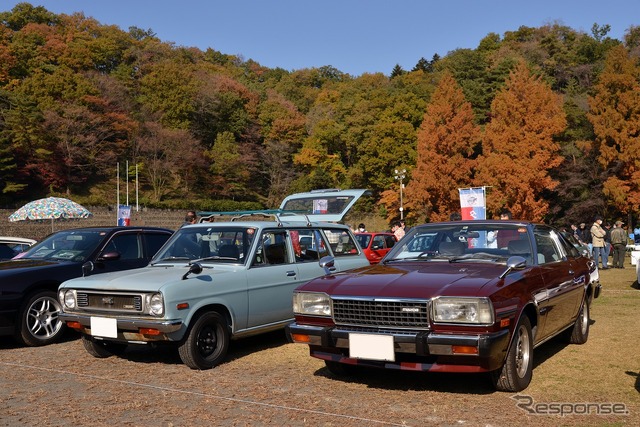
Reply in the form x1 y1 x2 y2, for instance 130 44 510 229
571 216 629 269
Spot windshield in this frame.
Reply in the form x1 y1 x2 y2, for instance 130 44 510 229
385 222 531 264
152 226 255 264
21 230 105 262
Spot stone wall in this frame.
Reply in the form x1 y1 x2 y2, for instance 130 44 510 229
0 207 186 241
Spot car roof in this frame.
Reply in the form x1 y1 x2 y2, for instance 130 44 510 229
184 220 353 230
43 226 173 236
0 236 37 244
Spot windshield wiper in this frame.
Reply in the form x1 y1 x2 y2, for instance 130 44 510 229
151 256 190 265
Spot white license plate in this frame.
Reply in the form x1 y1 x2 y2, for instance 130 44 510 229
349 333 395 361
90 317 117 338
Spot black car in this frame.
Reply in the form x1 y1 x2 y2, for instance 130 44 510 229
0 226 173 346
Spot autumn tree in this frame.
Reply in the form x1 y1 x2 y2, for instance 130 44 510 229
475 60 566 220
587 45 640 216
403 71 481 223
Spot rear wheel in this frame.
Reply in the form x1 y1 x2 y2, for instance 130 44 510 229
178 312 230 369
16 290 65 347
565 300 590 344
491 316 533 392
82 336 127 358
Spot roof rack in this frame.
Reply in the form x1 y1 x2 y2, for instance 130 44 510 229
196 209 312 227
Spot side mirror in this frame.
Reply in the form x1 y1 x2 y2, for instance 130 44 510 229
499 256 527 279
182 262 203 280
319 256 336 276
97 251 121 262
82 261 94 277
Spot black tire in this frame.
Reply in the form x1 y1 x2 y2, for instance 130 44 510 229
16 290 65 347
565 300 590 344
491 316 534 392
178 312 230 369
82 336 127 358
324 360 357 376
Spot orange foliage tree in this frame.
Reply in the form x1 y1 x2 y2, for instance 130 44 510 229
474 60 566 221
587 45 640 214
404 72 481 222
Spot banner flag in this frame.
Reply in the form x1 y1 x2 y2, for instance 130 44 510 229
458 187 486 220
117 204 131 226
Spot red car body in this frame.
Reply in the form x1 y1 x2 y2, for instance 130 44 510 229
287 220 601 392
354 232 397 264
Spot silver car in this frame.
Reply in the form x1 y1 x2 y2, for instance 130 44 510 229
58 190 370 369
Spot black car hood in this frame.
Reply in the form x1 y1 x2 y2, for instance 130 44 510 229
0 258 73 272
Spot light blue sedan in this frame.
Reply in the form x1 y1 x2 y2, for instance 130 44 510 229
58 190 371 369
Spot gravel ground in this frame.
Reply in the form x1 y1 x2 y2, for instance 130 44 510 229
2 267 639 426
1 318 638 427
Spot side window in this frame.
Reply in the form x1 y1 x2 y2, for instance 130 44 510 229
253 230 290 266
372 235 385 249
108 234 142 260
291 229 329 263
144 233 171 258
385 235 396 248
534 228 563 264
325 228 360 257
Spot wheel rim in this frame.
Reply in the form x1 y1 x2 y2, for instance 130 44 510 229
27 296 63 339
196 324 219 359
515 324 531 378
580 304 589 335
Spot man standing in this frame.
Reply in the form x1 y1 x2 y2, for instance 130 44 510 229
610 220 628 268
591 216 608 269
392 221 405 240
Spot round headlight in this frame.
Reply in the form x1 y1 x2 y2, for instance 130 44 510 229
63 290 76 309
149 293 164 316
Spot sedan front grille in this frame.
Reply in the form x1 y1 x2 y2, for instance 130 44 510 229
76 292 143 313
332 298 430 329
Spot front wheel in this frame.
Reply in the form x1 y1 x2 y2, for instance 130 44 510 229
16 290 65 346
178 312 230 369
491 316 534 392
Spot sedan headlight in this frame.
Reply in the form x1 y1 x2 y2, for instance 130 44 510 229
293 292 332 317
60 289 76 309
147 293 164 316
432 297 494 324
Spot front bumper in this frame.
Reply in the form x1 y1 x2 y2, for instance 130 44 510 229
286 323 510 372
60 312 183 342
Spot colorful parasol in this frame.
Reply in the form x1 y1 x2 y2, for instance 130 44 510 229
8 197 93 231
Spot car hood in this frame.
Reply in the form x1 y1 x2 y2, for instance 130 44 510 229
299 261 506 298
60 263 238 292
0 258 71 273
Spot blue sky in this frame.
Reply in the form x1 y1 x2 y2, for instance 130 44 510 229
3 1 637 76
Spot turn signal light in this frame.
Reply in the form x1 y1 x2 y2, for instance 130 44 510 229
452 345 478 355
66 321 83 330
291 333 311 343
500 318 511 328
139 328 161 336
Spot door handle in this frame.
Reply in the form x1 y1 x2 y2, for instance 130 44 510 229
286 270 296 277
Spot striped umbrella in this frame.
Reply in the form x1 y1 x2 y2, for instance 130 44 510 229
8 197 92 231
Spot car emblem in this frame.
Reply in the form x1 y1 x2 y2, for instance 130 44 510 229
102 297 114 305
401 307 421 313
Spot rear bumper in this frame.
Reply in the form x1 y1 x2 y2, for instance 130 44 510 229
286 323 510 372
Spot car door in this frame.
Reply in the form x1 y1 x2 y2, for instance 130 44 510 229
96 231 148 272
245 229 300 328
533 226 584 339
